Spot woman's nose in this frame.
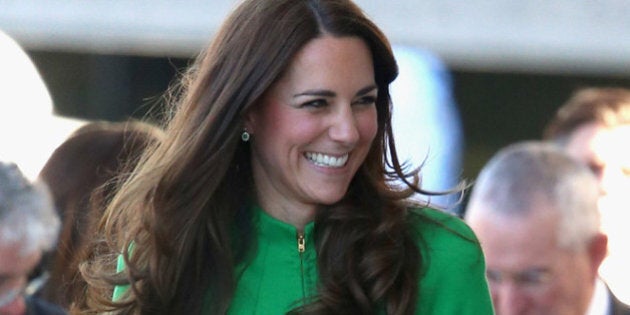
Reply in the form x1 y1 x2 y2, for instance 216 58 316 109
329 105 360 144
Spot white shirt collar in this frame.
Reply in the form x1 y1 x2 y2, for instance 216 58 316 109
587 278 611 315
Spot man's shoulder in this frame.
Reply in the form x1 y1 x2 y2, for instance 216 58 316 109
25 296 67 315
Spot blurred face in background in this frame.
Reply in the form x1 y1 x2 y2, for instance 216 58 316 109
468 206 599 315
565 122 630 303
564 122 630 199
0 242 42 315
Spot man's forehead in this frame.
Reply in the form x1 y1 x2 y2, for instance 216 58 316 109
474 215 562 262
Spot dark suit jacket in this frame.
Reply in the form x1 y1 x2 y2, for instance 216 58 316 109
609 288 630 315
25 296 67 315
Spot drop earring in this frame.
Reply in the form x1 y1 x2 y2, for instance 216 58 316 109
241 130 250 142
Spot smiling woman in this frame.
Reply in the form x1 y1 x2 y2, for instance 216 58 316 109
245 36 379 228
76 0 493 314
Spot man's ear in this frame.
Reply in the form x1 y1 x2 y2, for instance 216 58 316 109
588 232 608 273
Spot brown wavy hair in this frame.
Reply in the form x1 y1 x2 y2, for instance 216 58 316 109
77 0 434 314
38 120 164 309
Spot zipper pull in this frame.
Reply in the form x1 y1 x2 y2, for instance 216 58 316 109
297 232 305 253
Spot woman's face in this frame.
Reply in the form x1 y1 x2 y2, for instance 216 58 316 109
246 35 378 223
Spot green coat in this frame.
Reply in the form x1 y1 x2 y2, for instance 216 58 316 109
115 207 494 314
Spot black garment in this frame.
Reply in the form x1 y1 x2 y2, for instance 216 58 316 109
610 298 630 315
25 296 67 315
610 292 630 315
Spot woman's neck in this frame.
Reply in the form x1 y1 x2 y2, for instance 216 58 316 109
255 195 316 232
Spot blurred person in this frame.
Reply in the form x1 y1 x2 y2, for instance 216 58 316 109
465 141 630 315
0 29 85 181
76 0 493 314
390 46 464 214
0 162 66 315
543 87 630 305
36 120 163 309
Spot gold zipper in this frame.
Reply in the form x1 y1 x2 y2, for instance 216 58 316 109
297 231 306 300
297 232 305 253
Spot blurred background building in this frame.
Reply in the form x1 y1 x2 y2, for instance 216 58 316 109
1 0 629 183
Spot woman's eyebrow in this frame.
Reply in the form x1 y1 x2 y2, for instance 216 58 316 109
294 84 377 98
356 85 377 96
293 89 336 98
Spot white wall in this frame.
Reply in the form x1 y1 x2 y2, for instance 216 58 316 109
1 0 629 75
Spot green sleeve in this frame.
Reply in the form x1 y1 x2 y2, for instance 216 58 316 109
112 254 130 301
412 208 495 315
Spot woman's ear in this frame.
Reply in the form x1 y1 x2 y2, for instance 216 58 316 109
243 110 256 135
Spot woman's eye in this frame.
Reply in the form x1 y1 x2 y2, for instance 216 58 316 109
354 95 377 106
302 99 327 108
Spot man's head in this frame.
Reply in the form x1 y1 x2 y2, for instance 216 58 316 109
543 87 630 198
543 87 630 303
465 141 606 315
0 162 60 315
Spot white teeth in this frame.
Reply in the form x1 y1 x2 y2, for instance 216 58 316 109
305 152 348 168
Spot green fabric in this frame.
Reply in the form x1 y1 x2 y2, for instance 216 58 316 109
226 207 317 314
114 206 494 314
411 208 494 314
113 253 128 301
